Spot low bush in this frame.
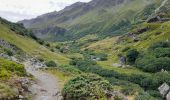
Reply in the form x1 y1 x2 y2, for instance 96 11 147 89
135 92 156 100
0 58 26 79
149 41 170 50
62 74 112 100
5 49 13 56
70 58 170 97
45 60 57 67
136 57 170 72
126 49 139 64
154 48 170 57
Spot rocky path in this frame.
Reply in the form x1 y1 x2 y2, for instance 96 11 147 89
24 61 63 100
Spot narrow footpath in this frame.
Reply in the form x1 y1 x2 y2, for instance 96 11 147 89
24 61 63 100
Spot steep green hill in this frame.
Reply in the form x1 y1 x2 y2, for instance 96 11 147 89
0 18 69 64
20 0 162 41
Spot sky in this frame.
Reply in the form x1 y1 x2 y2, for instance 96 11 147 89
0 0 91 22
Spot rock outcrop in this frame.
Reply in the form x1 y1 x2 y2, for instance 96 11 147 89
158 83 170 99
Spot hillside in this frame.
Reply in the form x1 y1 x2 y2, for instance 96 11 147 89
0 18 69 64
47 1 170 99
0 17 71 99
19 0 162 41
0 0 170 99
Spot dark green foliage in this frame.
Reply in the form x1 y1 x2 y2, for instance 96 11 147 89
62 74 112 100
135 41 170 73
136 57 170 72
45 60 57 67
154 48 170 57
135 92 156 100
45 43 50 47
126 49 139 64
38 57 44 62
29 32 38 40
122 47 130 52
50 48 54 52
149 41 170 50
107 77 143 95
5 49 13 56
70 58 170 98
37 39 44 45
146 90 162 99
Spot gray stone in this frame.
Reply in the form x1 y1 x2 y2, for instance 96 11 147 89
18 95 24 99
158 83 170 97
166 91 170 100
120 56 126 66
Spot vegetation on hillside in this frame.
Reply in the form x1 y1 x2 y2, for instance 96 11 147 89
0 0 170 99
0 58 27 99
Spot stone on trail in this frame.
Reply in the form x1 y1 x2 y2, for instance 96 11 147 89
158 83 170 97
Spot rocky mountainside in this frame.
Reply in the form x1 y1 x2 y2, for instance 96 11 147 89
19 0 161 41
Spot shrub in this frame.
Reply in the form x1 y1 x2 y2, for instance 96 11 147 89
29 32 38 40
0 58 26 77
136 57 170 72
37 39 44 45
62 74 112 100
122 47 130 52
45 60 57 67
154 48 170 57
45 43 50 47
97 53 108 61
37 57 44 62
126 49 139 64
149 41 170 50
135 92 156 100
0 70 10 80
5 49 13 56
50 48 54 52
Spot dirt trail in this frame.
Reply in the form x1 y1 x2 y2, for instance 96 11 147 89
24 61 63 100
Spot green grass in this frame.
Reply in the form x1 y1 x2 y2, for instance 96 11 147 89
21 0 159 41
84 22 170 76
0 24 69 64
0 83 18 99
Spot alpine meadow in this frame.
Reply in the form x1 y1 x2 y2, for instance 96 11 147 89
0 0 170 100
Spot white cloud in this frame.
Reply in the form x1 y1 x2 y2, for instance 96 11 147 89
0 0 91 22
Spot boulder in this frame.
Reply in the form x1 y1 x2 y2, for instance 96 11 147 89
158 83 170 97
166 91 170 100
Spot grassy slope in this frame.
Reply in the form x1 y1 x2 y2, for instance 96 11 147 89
0 58 27 99
84 21 170 75
22 0 160 41
0 24 69 64
58 0 154 35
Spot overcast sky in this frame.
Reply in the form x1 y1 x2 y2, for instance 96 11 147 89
0 0 91 22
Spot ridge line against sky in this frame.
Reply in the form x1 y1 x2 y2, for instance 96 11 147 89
0 0 91 22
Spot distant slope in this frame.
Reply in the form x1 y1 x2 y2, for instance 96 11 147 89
0 18 69 64
19 0 161 41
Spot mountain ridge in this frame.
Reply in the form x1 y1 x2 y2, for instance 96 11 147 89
19 0 157 41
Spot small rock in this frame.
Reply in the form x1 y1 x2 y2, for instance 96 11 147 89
166 91 170 100
158 83 170 97
18 95 24 99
